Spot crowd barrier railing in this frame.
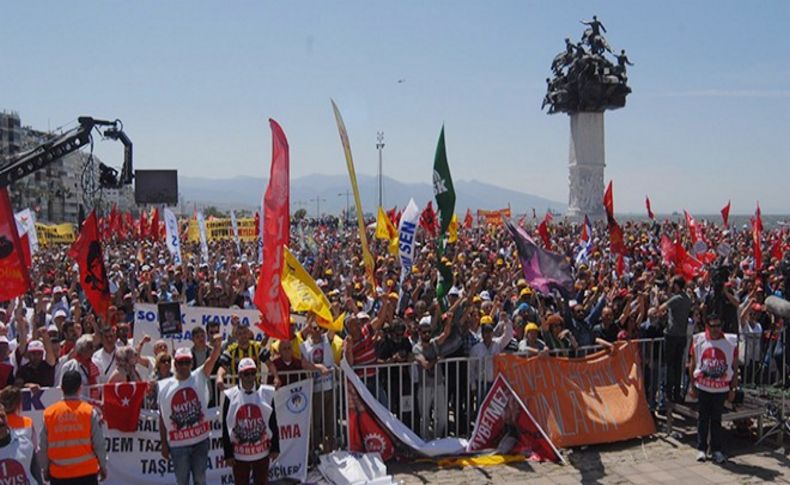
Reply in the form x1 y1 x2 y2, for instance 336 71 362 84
27 333 787 453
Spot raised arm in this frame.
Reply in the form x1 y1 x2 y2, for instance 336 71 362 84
203 334 223 378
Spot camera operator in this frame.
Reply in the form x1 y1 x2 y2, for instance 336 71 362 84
704 264 739 334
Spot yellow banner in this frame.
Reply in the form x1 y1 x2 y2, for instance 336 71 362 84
186 218 257 242
375 207 399 255
281 246 343 332
35 223 76 246
331 100 376 290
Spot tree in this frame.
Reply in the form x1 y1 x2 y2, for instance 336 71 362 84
203 206 226 218
293 208 307 221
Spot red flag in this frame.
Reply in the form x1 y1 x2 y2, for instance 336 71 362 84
69 211 111 318
684 210 699 244
0 189 31 300
254 119 291 341
754 202 763 233
18 234 32 269
616 253 625 276
645 196 655 220
419 201 437 238
254 211 260 234
348 408 395 461
720 201 731 228
150 208 160 241
538 218 551 249
386 207 399 227
102 382 148 432
110 204 120 232
139 211 148 239
753 226 762 271
608 219 626 255
580 215 592 242
770 238 783 261
661 234 701 281
465 375 563 463
603 180 614 222
660 235 676 264
517 214 526 228
463 208 473 229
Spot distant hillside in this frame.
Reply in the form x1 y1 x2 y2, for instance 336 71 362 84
179 174 565 215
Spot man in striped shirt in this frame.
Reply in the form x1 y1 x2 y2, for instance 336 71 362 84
344 297 391 405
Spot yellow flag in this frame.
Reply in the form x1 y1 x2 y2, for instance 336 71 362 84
331 100 376 291
281 246 343 332
448 213 459 243
375 207 399 255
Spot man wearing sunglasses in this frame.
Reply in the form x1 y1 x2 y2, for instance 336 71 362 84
222 358 279 485
688 313 738 464
158 334 223 485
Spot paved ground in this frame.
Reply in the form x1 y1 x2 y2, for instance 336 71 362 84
389 414 789 484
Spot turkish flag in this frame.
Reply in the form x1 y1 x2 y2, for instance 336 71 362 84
721 201 731 228
603 180 614 222
102 382 149 432
0 189 31 300
69 211 111 319
645 196 655 220
420 201 438 238
254 119 291 340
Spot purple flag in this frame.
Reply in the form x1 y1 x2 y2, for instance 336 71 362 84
506 221 573 294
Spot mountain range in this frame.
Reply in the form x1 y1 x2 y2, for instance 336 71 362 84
178 173 565 216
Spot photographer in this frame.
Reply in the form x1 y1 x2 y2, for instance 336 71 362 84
658 276 692 404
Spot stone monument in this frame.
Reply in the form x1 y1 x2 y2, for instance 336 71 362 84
542 16 632 219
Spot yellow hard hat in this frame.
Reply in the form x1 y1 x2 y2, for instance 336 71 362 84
480 315 493 325
525 322 540 333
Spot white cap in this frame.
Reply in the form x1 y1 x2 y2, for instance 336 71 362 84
479 291 491 301
448 286 461 297
238 358 257 373
356 311 370 320
174 347 192 362
53 309 67 319
53 286 64 294
418 316 432 327
47 324 59 333
0 337 9 345
28 340 45 353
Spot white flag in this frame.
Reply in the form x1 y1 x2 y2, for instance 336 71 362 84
14 209 38 256
230 209 241 255
197 211 209 263
398 198 420 284
164 208 182 265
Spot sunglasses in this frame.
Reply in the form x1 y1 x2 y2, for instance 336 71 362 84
175 360 192 366
708 323 722 328
159 359 172 365
240 371 256 377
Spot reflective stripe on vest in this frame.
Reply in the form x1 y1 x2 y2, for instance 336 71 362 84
44 400 99 479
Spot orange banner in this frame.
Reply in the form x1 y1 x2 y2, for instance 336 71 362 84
477 208 511 226
494 343 656 448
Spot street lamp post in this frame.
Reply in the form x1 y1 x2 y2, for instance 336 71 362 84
376 131 385 209
338 190 351 226
310 196 326 221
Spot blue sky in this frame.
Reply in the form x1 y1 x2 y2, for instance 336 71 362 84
3 1 788 213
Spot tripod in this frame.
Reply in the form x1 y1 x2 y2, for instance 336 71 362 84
755 325 787 446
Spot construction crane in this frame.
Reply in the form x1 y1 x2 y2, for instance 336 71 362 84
0 116 132 190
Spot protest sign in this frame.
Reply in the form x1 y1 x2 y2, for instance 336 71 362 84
494 343 656 448
34 222 76 245
186 218 257 242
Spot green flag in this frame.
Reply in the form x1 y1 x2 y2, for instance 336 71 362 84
433 126 455 234
433 126 455 299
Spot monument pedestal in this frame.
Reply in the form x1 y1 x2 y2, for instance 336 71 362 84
566 112 606 220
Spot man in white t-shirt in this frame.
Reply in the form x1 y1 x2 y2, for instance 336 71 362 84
299 322 334 452
158 335 222 485
91 326 118 384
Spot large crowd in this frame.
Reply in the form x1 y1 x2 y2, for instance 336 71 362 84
0 213 787 483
